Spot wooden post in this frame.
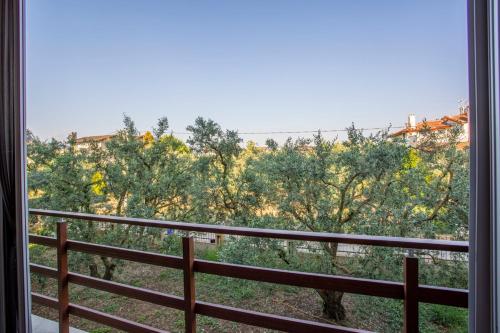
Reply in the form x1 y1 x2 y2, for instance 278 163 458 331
56 220 69 333
182 237 196 333
404 256 418 333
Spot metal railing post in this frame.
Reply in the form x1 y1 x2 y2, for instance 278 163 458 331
182 236 196 333
403 256 418 333
56 219 69 333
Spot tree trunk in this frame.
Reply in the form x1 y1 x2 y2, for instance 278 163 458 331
89 262 99 278
317 289 346 321
101 256 116 280
314 242 346 320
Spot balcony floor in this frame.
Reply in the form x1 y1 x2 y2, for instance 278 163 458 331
32 315 86 333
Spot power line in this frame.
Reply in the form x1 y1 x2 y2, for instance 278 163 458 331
169 125 405 136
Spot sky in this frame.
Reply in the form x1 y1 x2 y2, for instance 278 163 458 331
26 0 468 144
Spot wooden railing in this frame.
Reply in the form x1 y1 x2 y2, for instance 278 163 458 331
28 209 469 333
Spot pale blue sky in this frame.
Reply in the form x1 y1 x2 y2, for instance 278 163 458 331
27 0 468 143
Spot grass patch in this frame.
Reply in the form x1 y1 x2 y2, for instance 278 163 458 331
421 304 468 333
89 328 112 333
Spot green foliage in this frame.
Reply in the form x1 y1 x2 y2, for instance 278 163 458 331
422 304 468 333
200 247 219 262
28 116 192 280
27 117 469 330
103 302 119 313
89 328 112 333
161 234 183 256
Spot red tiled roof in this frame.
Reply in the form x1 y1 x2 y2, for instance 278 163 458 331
391 111 469 137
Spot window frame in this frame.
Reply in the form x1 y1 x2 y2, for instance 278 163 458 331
0 0 498 331
467 0 499 331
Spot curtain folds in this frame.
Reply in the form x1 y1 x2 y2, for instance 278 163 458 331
0 0 30 332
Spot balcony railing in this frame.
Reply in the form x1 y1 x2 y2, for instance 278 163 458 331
28 209 469 333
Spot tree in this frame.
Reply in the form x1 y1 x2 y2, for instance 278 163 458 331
27 132 109 277
238 129 408 319
28 116 193 280
186 117 243 222
220 126 468 320
27 117 469 321
101 116 192 220
91 116 193 279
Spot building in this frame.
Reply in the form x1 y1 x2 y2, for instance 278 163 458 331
391 105 469 146
74 133 148 150
74 134 115 149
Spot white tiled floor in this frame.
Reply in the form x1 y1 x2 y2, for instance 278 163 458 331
31 315 86 333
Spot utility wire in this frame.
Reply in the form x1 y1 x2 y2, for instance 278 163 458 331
168 125 405 136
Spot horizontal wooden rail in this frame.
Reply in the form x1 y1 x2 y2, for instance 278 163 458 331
418 285 468 308
29 237 403 299
67 240 183 269
29 238 468 307
30 265 185 310
32 292 58 309
28 235 183 268
29 210 469 333
30 261 469 309
195 259 405 299
70 303 168 333
29 209 469 252
31 293 168 333
69 271 185 310
31 272 367 333
195 301 370 333
29 234 57 247
30 263 58 279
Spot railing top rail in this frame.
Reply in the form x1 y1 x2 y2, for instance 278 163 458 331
29 209 469 252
